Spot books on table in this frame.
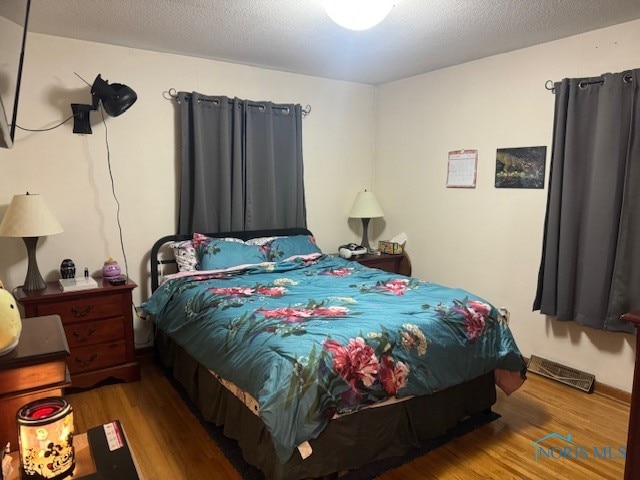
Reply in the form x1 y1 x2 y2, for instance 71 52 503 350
58 276 99 292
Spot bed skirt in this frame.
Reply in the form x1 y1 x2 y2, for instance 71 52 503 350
155 331 497 480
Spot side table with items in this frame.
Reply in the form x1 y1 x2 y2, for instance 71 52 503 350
355 252 412 276
7 420 142 480
15 277 140 390
0 315 70 451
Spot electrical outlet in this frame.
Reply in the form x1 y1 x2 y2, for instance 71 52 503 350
498 307 510 323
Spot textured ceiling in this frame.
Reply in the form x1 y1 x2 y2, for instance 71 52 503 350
1 0 640 85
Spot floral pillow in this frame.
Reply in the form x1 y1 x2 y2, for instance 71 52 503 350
171 234 244 272
169 240 198 272
196 237 265 270
262 235 322 262
245 236 278 246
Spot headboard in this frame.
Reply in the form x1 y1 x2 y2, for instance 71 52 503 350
150 228 313 292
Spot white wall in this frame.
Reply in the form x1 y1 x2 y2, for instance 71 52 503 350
0 16 376 346
375 19 640 392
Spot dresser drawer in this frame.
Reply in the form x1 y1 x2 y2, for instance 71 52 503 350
37 294 124 324
63 317 125 349
68 340 127 374
363 257 401 273
0 360 67 395
356 254 403 274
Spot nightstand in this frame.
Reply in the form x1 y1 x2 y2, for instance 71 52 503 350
15 277 140 389
0 315 70 450
355 252 412 275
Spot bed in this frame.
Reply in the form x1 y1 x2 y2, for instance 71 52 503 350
143 228 526 479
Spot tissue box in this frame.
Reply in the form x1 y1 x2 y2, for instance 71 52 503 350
378 241 404 255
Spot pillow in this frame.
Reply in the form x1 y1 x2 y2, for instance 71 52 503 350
262 235 322 262
192 233 244 247
170 234 245 272
245 236 279 246
197 238 265 270
170 240 197 272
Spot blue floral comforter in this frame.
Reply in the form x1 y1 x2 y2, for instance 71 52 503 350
142 254 525 462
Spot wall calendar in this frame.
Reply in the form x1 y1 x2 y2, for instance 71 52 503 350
446 150 478 188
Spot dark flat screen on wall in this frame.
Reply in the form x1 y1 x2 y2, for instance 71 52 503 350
0 95 12 148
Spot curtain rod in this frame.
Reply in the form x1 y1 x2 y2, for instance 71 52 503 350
545 72 633 94
166 88 311 117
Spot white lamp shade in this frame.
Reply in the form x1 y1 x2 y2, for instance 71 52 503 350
349 191 384 218
324 0 395 30
0 193 63 237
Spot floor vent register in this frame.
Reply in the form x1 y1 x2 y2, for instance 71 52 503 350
527 355 595 393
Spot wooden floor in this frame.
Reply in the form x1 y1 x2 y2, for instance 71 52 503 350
67 356 629 479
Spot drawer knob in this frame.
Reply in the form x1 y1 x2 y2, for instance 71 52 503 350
72 327 96 343
75 353 98 366
71 304 95 318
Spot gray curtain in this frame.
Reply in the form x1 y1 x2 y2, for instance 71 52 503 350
534 69 640 332
177 92 306 234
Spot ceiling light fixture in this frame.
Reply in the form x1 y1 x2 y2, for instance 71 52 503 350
324 0 395 31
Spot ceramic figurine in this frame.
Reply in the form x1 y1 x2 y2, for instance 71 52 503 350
102 258 122 278
60 259 76 279
0 280 22 356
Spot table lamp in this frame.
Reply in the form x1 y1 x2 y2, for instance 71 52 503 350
349 190 384 252
0 193 63 291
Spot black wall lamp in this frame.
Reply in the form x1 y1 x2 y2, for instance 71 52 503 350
71 74 137 134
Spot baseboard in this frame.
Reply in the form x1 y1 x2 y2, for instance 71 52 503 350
523 355 630 404
594 382 631 404
135 346 154 358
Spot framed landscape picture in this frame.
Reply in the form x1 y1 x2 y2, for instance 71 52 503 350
495 146 547 188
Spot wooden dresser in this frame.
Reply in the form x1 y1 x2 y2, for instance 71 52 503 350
16 277 140 389
621 309 640 480
0 315 70 450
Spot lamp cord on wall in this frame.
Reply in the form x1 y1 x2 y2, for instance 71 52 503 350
99 106 130 281
12 114 75 132
99 111 152 347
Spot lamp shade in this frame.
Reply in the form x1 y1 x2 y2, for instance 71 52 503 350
324 0 395 30
349 191 384 219
0 193 63 237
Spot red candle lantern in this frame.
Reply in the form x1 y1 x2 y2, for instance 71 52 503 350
16 397 74 479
